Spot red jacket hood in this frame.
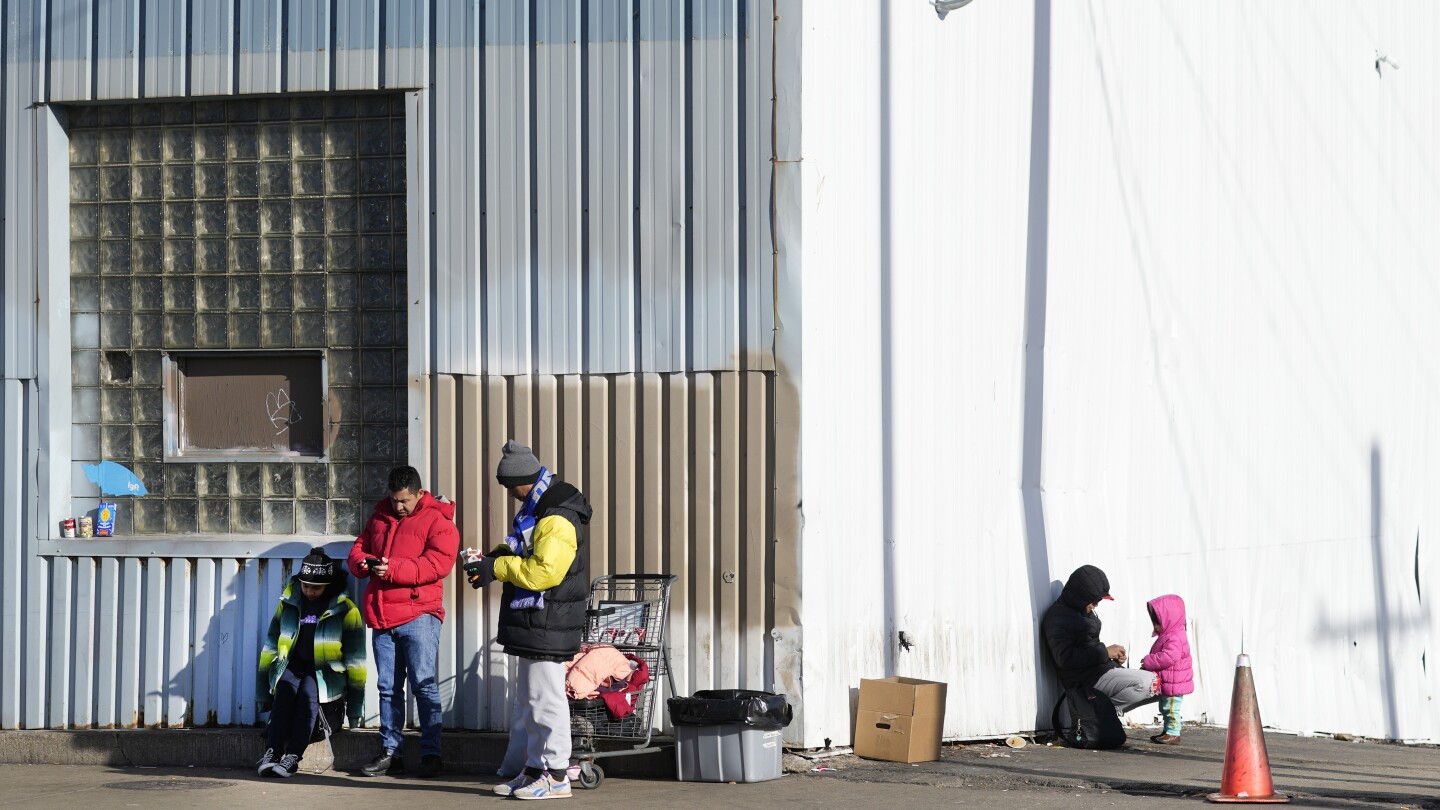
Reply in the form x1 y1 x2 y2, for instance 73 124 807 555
1148 594 1187 636
372 491 456 523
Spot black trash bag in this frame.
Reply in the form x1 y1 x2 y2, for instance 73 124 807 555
667 689 793 729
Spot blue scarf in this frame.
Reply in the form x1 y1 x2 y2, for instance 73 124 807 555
504 468 553 610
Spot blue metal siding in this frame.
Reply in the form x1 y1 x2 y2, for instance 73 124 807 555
94 0 141 100
37 0 773 375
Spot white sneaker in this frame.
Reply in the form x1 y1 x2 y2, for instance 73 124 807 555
512 772 572 800
493 773 529 796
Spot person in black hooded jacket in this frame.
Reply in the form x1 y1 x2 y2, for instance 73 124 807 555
1041 564 1158 710
464 440 592 800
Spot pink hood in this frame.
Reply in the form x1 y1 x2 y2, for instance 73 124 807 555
1148 594 1187 637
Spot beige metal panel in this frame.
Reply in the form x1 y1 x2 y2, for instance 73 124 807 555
458 376 486 550
689 373 716 692
454 377 487 729
639 373 664 574
560 377 585 496
665 374 693 700
743 371 769 689
435 375 459 496
483 377 511 550
481 375 512 728
610 375 638 576
717 372 742 691
534 376 560 475
432 376 458 725
584 376 611 579
428 369 776 729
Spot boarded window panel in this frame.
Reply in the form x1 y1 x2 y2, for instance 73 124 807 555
177 354 324 456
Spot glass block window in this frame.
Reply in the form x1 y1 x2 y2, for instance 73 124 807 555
68 96 408 536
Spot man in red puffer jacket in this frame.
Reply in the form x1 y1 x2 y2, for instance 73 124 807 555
346 465 459 778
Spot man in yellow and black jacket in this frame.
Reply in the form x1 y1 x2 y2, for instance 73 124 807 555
465 440 591 800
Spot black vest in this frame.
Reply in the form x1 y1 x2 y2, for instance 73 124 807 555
496 481 592 660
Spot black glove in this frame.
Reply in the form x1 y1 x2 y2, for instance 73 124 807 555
464 555 497 589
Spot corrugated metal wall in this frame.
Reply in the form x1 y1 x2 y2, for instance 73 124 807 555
19 371 777 729
42 0 775 376
2 0 797 732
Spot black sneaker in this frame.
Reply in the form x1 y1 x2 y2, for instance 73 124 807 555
417 754 443 778
360 750 401 777
256 747 278 776
271 753 301 778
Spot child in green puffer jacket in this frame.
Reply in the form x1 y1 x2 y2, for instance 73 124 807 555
256 547 367 777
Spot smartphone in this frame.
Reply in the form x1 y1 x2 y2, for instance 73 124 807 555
364 557 382 569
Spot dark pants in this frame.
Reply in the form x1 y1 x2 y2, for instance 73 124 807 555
268 667 319 756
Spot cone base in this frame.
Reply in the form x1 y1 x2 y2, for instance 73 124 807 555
1206 793 1290 804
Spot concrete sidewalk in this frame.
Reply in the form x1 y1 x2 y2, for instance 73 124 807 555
806 726 1437 807
0 725 1435 808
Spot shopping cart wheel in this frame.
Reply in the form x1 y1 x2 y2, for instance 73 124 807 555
576 762 604 790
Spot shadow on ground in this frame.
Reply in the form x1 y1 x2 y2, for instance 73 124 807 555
795 726 1438 808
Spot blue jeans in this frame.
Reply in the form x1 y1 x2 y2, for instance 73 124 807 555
372 613 443 756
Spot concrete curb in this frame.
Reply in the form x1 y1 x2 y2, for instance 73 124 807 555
0 729 677 779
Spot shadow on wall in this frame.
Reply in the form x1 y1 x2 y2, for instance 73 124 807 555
1308 445 1432 740
1021 0 1058 729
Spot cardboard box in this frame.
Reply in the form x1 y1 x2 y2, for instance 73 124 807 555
853 677 947 763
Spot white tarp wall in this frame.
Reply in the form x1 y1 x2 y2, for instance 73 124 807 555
795 0 1440 746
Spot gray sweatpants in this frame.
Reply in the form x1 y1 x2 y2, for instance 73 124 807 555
1093 667 1159 711
514 657 571 772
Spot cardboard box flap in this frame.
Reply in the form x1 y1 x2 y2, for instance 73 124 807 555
858 677 947 716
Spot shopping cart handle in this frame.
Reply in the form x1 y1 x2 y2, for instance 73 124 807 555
587 607 618 618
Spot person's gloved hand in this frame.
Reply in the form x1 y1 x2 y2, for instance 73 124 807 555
464 555 497 589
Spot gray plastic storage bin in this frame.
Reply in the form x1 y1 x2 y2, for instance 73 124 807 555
674 724 784 783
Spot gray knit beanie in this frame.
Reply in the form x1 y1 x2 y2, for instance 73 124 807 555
496 440 542 487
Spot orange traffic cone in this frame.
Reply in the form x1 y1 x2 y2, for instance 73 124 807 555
1207 654 1288 803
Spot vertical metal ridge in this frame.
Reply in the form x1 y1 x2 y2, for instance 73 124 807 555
0 0 8 382
278 0 288 92
578 0 591 374
327 0 338 90
629 0 641 373
184 0 194 96
681 0 694 372
376 0 386 88
736 0 748 370
90 0 100 99
41 0 51 102
231 0 241 95
526 0 539 374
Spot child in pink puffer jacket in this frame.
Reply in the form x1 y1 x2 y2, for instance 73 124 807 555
1140 594 1193 744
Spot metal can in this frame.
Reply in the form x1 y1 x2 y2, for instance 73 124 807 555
78 515 94 538
61 518 76 538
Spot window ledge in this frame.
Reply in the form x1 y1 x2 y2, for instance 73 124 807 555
38 535 354 559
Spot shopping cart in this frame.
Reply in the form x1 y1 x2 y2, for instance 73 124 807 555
569 573 677 790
